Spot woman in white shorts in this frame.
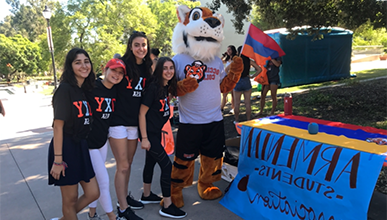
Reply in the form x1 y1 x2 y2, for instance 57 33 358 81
85 58 125 220
108 31 153 220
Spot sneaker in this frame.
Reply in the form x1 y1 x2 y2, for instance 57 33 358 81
159 203 187 219
117 192 144 210
87 213 102 220
229 109 234 114
117 207 143 220
140 191 162 204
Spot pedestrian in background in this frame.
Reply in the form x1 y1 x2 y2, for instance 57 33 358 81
0 100 5 117
256 57 282 116
150 48 160 72
221 45 237 113
233 46 261 123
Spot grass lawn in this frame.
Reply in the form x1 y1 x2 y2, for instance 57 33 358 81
222 68 386 134
251 68 387 98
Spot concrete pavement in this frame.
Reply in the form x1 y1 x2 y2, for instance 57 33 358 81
0 131 242 220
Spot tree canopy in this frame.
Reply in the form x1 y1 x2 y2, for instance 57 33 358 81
209 0 387 37
0 0 199 76
0 34 45 79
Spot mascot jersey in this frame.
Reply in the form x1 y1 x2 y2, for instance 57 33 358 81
173 53 226 124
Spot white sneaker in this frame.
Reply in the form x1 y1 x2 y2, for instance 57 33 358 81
87 213 102 220
229 109 234 114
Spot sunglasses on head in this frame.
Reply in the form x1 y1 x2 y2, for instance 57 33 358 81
132 30 146 35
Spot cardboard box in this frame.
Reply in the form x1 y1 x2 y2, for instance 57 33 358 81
221 162 238 182
222 137 240 182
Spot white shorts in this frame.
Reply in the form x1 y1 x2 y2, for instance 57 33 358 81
109 126 138 140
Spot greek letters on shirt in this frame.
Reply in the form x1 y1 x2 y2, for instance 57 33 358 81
160 97 170 117
72 100 92 125
93 97 116 119
125 76 146 97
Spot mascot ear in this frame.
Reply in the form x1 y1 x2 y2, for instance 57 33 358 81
214 13 225 28
177 5 191 23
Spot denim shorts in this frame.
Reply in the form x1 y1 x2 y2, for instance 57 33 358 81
234 76 252 92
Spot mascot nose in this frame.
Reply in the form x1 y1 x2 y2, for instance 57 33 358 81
205 17 221 28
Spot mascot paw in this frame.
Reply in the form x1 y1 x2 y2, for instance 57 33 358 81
220 56 244 93
229 56 243 77
177 77 199 96
170 185 185 208
197 182 223 200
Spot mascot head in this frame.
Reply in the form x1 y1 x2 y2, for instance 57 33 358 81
172 5 225 62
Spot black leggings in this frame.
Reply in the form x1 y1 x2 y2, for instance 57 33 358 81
143 132 172 197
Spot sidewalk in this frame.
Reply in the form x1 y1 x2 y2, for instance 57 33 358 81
0 131 242 220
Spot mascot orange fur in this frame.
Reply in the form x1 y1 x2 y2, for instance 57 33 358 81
169 5 243 208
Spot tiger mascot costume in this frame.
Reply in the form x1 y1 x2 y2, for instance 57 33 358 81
170 5 243 208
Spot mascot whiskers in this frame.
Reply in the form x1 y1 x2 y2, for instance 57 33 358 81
169 5 243 208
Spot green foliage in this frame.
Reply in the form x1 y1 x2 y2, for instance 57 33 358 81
148 0 200 56
0 34 44 79
0 0 201 76
1 0 53 42
210 0 386 37
251 4 285 31
353 20 387 47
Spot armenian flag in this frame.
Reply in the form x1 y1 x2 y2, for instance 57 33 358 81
241 23 285 64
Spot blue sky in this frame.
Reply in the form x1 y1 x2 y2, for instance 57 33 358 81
0 1 13 22
0 0 68 22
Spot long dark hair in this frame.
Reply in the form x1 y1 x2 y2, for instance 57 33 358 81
60 48 95 91
150 57 177 97
225 45 237 62
121 31 152 83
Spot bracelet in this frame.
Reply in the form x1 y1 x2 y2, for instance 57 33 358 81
142 137 148 139
54 154 62 156
53 161 68 170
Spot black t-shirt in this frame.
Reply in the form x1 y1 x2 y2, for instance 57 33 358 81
110 62 149 126
52 82 92 140
86 79 117 149
241 55 251 78
141 82 170 134
266 57 282 82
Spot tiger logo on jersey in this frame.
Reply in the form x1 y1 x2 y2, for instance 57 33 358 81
184 60 207 83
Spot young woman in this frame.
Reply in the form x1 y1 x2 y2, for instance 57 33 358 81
221 45 237 113
233 46 261 123
109 31 152 220
48 48 99 220
138 57 186 219
257 57 283 116
85 58 125 220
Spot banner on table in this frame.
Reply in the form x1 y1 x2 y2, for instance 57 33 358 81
220 125 385 220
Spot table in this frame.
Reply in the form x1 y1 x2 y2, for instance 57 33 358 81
220 115 387 220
